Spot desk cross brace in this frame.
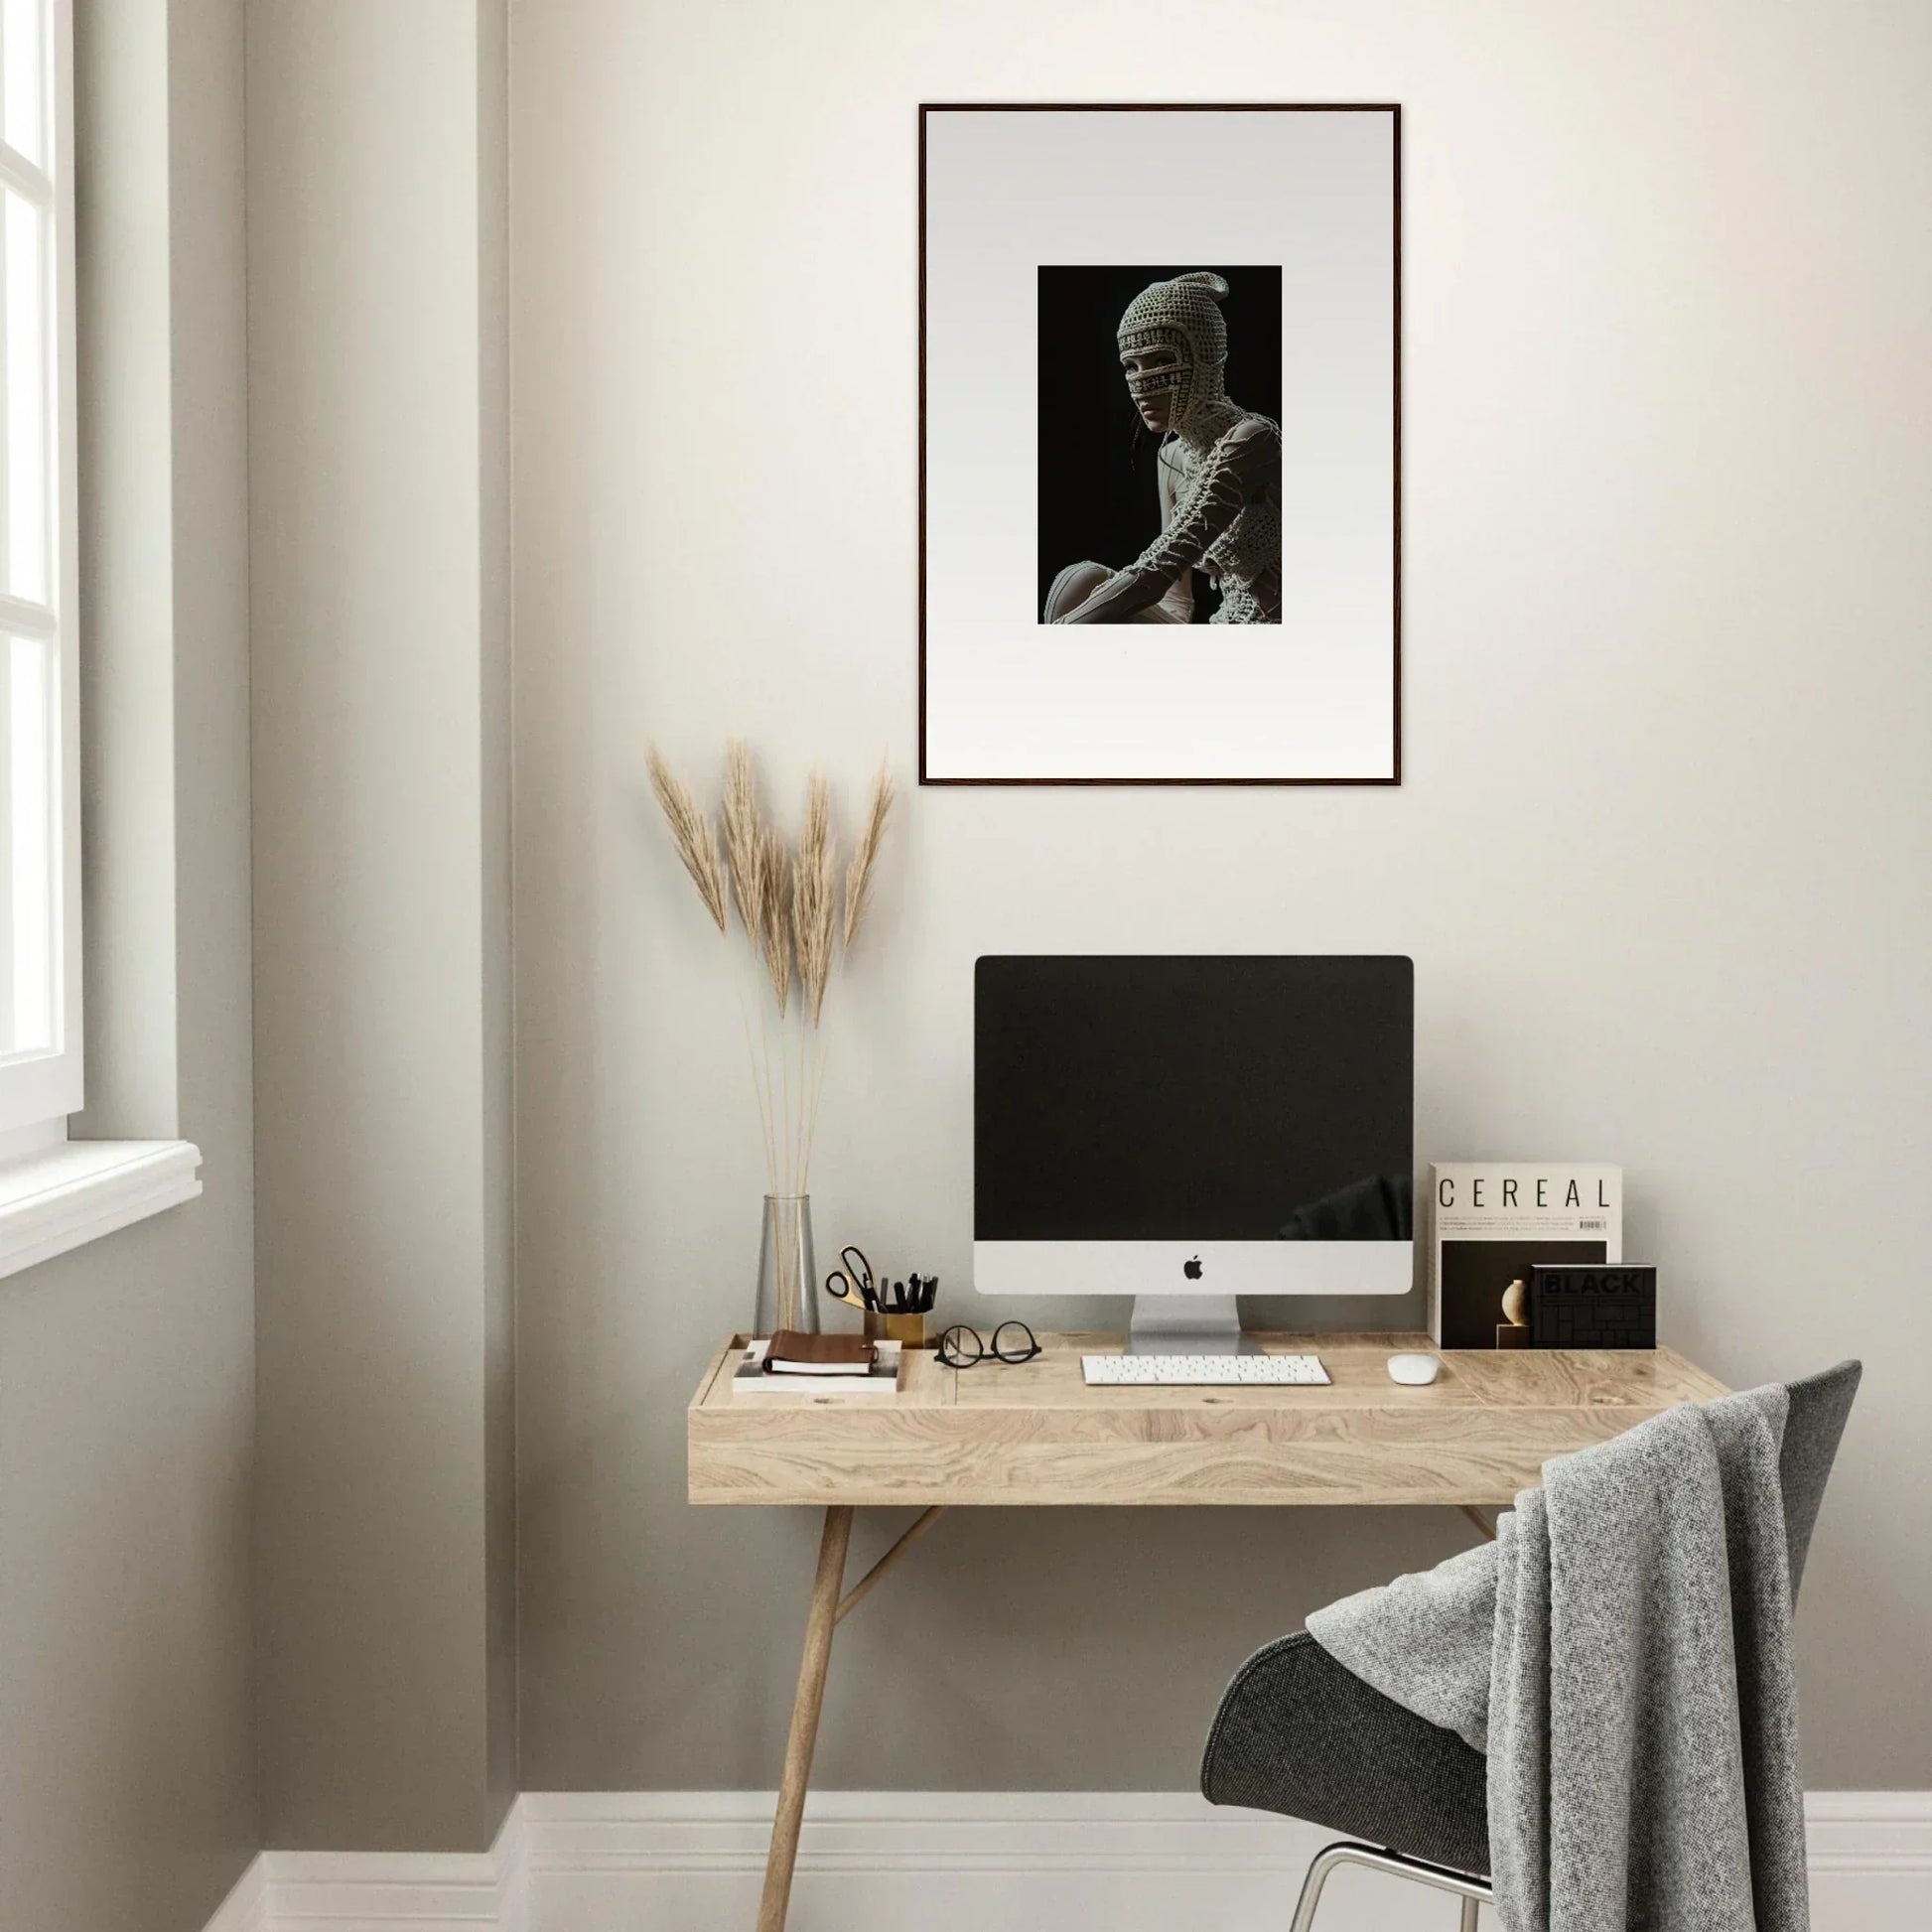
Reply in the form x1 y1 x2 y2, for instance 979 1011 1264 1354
1459 1504 1499 1542
835 1504 948 1625
756 1504 950 1932
754 1498 1497 1932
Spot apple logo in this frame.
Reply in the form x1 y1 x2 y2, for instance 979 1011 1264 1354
1182 1255 1203 1280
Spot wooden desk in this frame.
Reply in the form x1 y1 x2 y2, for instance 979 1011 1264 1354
688 1331 1725 1931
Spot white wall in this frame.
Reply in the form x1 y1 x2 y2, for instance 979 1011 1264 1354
510 0 1932 1793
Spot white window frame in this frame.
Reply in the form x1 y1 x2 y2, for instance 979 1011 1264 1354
0 0 200 1277
0 0 79 1140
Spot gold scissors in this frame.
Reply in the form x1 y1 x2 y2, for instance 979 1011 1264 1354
824 1245 878 1313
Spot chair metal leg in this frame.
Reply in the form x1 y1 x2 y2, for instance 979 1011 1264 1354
1288 1841 1492 1932
1287 1844 1350 1932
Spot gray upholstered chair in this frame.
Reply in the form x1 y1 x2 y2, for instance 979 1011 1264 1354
1200 1361 1862 1929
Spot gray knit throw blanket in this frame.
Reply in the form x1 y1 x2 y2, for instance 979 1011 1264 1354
1308 1386 1809 1932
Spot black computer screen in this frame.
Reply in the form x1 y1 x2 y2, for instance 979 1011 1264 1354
974 956 1414 1241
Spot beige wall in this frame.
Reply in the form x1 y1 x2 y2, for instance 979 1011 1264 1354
1 3 259 1929
478 0 519 1832
250 0 516 1853
511 0 1932 1794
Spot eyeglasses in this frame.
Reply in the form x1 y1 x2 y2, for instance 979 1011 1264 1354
936 1321 1040 1369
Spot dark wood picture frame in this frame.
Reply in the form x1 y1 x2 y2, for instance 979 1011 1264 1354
917 102 1402 787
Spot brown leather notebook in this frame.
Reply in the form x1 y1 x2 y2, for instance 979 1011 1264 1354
764 1330 877 1375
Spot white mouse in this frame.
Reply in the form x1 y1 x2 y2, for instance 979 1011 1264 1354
1387 1352 1442 1386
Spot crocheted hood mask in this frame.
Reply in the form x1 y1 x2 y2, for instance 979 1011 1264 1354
1117 271 1231 438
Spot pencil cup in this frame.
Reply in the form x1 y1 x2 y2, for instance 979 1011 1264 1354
865 1310 926 1348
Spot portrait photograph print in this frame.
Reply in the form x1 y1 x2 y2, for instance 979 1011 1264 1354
920 105 1399 784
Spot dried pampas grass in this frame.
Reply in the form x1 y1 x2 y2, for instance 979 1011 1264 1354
843 763 895 953
722 739 764 938
645 742 897 1196
646 747 727 935
757 824 792 1019
792 773 837 1026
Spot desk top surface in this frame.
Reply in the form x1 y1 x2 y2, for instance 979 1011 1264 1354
688 1332 1727 1508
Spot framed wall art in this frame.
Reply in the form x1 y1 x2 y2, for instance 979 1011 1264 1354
918 104 1401 785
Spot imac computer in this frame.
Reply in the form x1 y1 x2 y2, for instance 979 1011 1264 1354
974 955 1414 1353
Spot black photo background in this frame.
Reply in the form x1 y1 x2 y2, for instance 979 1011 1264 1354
1439 1239 1608 1350
1036 265 1283 624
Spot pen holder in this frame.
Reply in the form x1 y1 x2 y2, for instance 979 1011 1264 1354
866 1310 926 1348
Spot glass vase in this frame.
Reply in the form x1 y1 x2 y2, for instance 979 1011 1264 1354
754 1193 818 1338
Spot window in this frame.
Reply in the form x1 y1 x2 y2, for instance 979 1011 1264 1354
0 0 199 1275
0 0 75 1142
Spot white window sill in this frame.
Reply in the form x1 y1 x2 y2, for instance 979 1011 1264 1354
0 1139 203 1282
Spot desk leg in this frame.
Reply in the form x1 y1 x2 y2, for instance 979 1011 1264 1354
758 1504 853 1932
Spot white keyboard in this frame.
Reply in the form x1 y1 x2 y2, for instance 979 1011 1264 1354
1081 1352 1330 1387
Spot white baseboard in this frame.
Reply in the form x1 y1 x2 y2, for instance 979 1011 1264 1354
199 1811 523 1932
1804 1792 1932 1932
202 1855 268 1932
203 1790 1932 1932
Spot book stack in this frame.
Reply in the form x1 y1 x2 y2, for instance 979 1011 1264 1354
1430 1163 1623 1350
730 1333 904 1400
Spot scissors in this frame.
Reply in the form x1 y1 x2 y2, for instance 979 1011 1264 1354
824 1245 878 1313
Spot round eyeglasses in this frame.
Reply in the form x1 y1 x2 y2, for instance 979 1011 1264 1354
935 1320 1041 1369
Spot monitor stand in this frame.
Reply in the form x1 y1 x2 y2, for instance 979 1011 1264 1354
1125 1295 1257 1356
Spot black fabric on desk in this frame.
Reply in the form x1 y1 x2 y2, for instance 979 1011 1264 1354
1199 1630 1491 1876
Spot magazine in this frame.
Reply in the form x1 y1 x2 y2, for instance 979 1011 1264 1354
1429 1164 1621 1349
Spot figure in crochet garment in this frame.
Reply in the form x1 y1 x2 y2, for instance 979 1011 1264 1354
1044 271 1282 625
